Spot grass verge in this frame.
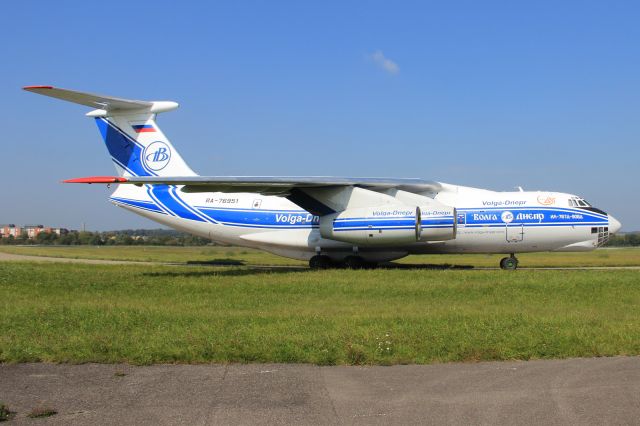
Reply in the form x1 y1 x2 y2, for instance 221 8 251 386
0 245 639 267
1 262 639 365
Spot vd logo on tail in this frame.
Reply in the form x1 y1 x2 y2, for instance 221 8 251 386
144 141 172 171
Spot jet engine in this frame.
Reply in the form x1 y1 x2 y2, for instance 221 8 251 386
418 205 457 241
319 203 456 246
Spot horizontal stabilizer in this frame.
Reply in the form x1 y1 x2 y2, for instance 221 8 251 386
23 86 178 114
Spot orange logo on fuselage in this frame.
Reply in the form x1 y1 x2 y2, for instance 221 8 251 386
537 195 556 205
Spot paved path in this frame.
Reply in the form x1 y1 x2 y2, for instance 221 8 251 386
0 252 155 265
1 357 639 425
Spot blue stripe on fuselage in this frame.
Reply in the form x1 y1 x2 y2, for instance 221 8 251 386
111 197 165 214
197 207 318 228
149 186 206 222
458 206 607 227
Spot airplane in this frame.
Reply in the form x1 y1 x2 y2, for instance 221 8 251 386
23 85 622 270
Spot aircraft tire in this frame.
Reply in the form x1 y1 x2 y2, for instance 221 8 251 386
364 262 378 270
500 256 518 270
309 255 332 269
344 255 366 270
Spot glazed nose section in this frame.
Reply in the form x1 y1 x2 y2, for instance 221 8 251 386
608 215 622 234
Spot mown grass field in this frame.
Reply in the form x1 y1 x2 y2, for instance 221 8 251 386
1 260 639 365
0 245 302 265
1 245 639 267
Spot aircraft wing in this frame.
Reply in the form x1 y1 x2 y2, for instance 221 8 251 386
64 176 442 215
64 175 441 194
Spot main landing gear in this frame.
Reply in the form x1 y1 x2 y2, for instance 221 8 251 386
344 255 367 270
308 255 378 270
499 254 519 270
309 255 333 269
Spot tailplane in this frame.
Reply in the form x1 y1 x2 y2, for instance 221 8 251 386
23 86 197 177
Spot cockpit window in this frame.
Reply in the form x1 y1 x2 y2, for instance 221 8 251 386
569 197 591 208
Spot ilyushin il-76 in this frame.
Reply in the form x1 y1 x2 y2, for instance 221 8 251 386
24 86 621 269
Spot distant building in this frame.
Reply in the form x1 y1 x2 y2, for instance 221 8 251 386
0 224 68 239
0 224 22 238
24 225 44 239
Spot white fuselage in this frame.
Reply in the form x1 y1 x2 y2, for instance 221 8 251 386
110 182 617 262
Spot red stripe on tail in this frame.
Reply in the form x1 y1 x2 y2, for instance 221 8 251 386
63 176 129 184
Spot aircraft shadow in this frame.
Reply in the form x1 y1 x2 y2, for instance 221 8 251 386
380 263 475 270
143 266 307 278
186 258 246 266
142 261 474 278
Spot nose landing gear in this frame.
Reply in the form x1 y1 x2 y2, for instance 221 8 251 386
500 254 519 270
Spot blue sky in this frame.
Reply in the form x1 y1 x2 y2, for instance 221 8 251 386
1 1 638 230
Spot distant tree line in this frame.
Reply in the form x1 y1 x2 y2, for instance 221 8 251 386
606 232 640 247
0 229 210 246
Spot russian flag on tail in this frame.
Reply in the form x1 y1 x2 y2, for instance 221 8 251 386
132 124 155 133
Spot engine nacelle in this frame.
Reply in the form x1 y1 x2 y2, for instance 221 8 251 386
319 203 457 246
320 205 420 246
418 205 457 241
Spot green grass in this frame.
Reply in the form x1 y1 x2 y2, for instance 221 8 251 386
0 245 305 265
1 245 639 267
1 261 639 365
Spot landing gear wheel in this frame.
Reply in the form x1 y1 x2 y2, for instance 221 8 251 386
500 256 518 270
309 255 332 269
344 255 366 270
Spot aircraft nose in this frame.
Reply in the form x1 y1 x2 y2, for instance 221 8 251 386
608 215 622 234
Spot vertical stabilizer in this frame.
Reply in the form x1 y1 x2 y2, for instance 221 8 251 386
23 85 198 177
94 113 196 177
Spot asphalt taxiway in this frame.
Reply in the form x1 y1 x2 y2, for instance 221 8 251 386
1 357 639 425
